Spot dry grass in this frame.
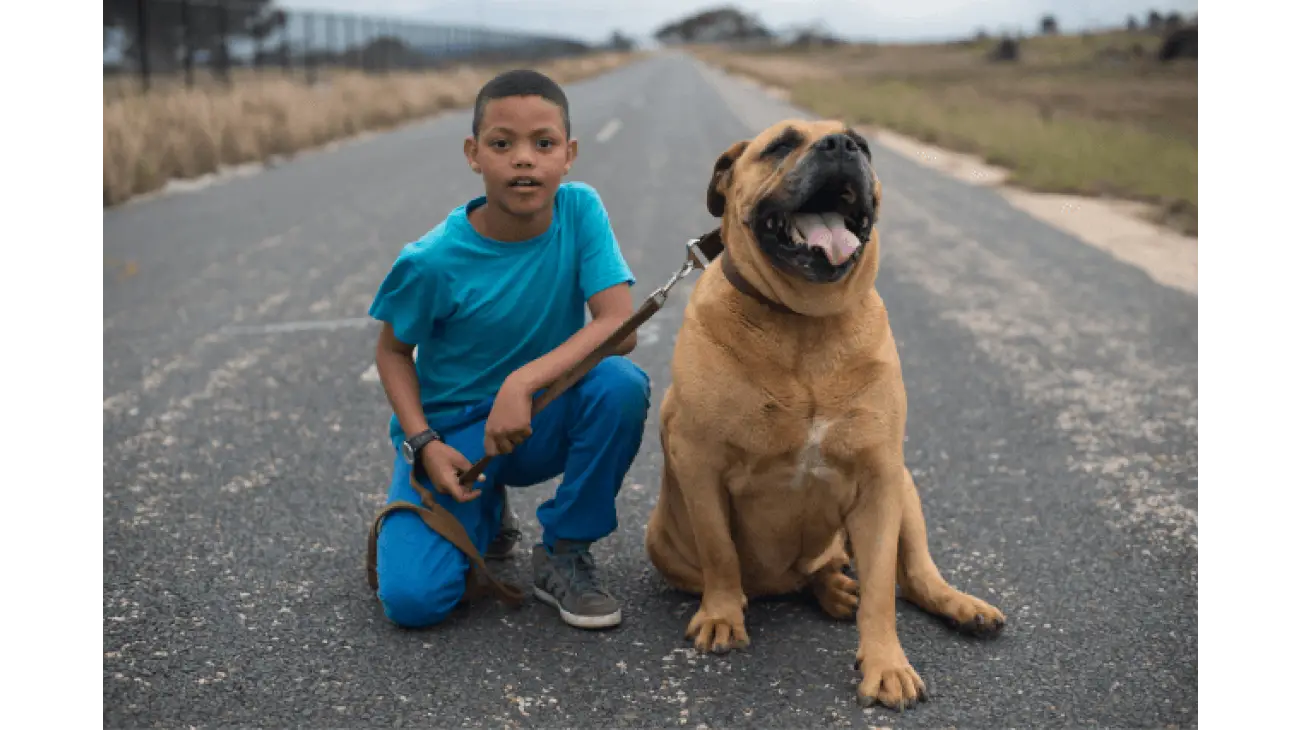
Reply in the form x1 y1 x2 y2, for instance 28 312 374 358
103 52 645 206
691 32 1197 234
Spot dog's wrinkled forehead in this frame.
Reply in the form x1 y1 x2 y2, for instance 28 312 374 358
744 120 871 169
724 120 875 200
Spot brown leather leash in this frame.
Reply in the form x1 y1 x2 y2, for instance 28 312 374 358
365 229 733 607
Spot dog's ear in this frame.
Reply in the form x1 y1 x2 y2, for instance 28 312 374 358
706 140 749 218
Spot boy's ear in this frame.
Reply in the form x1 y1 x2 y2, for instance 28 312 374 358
564 138 578 175
463 137 481 174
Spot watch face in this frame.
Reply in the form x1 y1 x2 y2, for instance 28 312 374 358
401 441 415 464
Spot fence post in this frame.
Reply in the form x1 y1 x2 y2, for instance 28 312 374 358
326 13 336 74
361 17 372 72
217 0 230 84
344 14 355 70
136 0 150 91
254 26 263 73
304 12 316 85
401 22 409 70
281 11 291 75
180 0 193 88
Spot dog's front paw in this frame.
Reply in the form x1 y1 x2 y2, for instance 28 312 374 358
854 648 928 711
686 598 749 654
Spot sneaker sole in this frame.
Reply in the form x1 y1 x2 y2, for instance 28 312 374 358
532 586 622 629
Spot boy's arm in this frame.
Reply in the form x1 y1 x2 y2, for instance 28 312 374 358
505 283 636 396
375 322 483 500
374 322 432 441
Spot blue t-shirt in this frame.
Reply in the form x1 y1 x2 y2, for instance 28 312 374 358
369 181 636 450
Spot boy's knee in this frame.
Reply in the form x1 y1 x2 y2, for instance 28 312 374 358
377 569 466 629
374 511 470 629
584 357 651 425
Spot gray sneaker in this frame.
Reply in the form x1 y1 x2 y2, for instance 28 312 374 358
485 486 520 561
532 540 622 629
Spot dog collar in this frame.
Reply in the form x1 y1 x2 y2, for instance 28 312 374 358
719 248 801 316
690 228 800 316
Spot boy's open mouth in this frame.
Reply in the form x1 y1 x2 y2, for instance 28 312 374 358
509 177 542 188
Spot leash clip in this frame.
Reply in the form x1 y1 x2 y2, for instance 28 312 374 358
650 238 710 306
685 237 711 271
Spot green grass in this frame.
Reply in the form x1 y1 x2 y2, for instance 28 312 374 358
792 78 1196 233
692 35 1197 235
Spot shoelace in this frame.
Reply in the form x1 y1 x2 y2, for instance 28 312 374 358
553 549 606 597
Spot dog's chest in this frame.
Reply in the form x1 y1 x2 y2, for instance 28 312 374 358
790 417 837 489
729 413 860 501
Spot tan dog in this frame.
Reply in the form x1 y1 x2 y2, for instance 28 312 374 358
645 119 1006 710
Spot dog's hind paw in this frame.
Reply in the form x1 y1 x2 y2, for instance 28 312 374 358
813 569 859 620
685 599 750 654
937 592 1006 638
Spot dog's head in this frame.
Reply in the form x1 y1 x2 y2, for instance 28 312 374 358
707 119 882 311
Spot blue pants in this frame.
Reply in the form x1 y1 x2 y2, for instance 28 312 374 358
374 356 651 628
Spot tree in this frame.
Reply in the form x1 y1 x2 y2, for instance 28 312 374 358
104 0 287 72
652 6 773 45
1158 25 1196 61
606 30 636 51
988 35 1019 62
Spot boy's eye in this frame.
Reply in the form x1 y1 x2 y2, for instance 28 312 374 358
490 139 509 149
537 139 553 149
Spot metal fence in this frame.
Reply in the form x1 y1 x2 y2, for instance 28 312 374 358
104 0 599 91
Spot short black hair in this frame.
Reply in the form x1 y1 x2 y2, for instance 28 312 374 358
471 69 571 139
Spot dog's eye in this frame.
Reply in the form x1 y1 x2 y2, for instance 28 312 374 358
762 138 798 159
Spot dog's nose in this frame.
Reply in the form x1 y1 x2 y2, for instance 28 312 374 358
814 133 859 156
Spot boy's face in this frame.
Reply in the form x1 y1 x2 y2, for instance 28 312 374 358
464 95 578 219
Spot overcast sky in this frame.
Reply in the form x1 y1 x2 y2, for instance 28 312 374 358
276 0 1199 44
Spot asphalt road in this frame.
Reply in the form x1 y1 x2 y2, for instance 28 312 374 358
104 52 1198 729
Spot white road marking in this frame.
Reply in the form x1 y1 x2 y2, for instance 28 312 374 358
361 346 414 383
219 317 372 336
595 119 623 143
638 321 662 347
255 291 291 316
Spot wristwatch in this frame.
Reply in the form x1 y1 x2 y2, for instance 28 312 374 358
401 428 442 465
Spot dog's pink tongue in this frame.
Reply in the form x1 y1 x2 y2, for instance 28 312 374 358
792 212 859 265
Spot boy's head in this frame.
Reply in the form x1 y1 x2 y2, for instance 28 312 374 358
464 69 578 220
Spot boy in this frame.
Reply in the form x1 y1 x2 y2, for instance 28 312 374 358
368 69 650 631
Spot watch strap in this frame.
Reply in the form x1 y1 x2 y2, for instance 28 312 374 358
405 428 441 459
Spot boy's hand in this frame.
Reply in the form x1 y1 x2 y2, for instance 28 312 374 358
420 441 485 503
484 375 535 458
